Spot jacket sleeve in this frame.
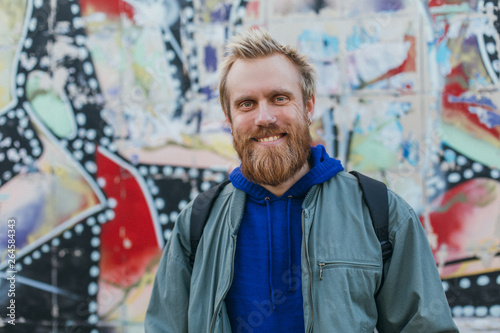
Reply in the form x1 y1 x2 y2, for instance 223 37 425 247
145 206 193 333
375 194 459 333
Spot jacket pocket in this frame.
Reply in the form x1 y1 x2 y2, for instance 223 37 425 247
312 259 381 332
317 260 380 280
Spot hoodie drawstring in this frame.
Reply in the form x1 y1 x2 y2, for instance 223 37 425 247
265 197 276 310
287 195 293 292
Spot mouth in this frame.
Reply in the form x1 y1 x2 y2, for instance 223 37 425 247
253 134 286 143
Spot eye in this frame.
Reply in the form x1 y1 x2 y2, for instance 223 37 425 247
275 96 288 103
239 101 254 109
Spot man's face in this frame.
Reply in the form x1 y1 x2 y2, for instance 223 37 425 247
225 53 314 186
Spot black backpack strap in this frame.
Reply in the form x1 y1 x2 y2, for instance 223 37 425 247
190 180 230 266
349 171 393 261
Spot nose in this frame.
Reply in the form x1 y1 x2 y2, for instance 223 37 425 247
255 103 276 127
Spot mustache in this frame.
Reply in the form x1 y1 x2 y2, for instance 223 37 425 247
243 124 287 140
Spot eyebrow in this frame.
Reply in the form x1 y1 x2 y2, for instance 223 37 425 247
266 89 294 98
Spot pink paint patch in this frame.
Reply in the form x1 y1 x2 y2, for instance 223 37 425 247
246 1 260 19
96 150 161 288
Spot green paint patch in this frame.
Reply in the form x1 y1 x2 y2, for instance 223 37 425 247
435 193 467 213
31 92 75 139
26 73 76 139
440 123 500 170
350 134 398 171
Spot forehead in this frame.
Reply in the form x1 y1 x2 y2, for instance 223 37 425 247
226 53 302 99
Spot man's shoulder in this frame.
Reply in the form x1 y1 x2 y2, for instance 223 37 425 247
321 170 415 224
326 171 411 207
196 181 246 231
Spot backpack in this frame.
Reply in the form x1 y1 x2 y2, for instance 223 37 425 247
189 171 393 266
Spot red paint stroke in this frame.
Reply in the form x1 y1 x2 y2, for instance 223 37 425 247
428 0 469 7
435 22 450 46
365 35 416 88
79 0 135 20
96 150 160 288
442 64 499 140
422 178 495 256
428 0 447 7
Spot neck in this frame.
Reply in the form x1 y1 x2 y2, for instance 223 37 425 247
260 162 311 197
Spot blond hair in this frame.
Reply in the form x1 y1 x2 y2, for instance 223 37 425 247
218 29 317 120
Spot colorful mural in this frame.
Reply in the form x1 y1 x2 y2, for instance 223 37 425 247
0 0 498 331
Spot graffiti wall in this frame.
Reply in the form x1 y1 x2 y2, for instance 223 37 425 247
0 0 498 331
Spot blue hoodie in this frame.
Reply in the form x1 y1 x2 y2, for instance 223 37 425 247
225 145 344 332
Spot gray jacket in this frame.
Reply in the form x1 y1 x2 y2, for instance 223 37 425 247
145 171 458 332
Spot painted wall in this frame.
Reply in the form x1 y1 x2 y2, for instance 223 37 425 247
0 0 499 331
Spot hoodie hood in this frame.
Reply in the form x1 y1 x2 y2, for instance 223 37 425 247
229 144 344 200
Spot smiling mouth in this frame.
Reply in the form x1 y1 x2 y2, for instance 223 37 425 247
254 134 285 143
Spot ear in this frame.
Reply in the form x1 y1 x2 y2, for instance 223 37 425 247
306 94 315 121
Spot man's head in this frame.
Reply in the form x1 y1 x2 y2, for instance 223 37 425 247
219 29 317 187
219 29 316 120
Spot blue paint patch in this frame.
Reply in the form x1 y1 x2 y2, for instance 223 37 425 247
436 42 452 73
298 30 339 60
211 4 232 22
448 95 497 110
346 25 378 51
468 106 500 129
204 44 217 73
200 86 215 100
386 102 411 118
401 137 419 166
376 0 404 11
486 111 500 127
444 149 457 164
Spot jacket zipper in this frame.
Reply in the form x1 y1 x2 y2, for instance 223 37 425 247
318 261 380 280
319 263 325 280
302 210 314 333
209 234 237 333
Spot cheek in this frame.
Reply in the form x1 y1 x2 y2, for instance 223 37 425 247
232 115 255 131
286 104 308 122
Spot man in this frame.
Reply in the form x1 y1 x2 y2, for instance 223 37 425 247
145 29 458 332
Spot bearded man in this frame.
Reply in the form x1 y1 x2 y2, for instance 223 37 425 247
145 29 458 333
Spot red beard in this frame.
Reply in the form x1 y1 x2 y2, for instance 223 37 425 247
232 115 312 186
